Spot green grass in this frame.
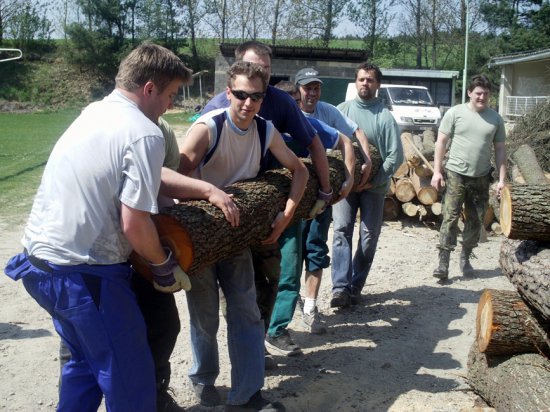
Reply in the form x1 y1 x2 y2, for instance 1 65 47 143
0 109 80 227
0 110 192 229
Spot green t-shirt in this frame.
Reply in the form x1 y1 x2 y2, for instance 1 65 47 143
158 117 181 171
440 103 505 177
337 97 403 194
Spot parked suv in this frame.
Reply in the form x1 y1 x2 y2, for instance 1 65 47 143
346 83 441 133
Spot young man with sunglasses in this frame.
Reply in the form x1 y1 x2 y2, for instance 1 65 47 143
178 61 308 411
203 41 342 361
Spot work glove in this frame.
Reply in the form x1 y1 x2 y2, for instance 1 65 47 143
308 189 333 219
149 247 191 293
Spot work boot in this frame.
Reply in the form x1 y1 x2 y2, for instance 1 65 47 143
460 247 475 277
433 249 450 280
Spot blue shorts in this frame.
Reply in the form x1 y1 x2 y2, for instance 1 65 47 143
302 206 332 272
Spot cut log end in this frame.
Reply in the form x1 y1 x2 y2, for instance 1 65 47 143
499 185 512 237
476 289 495 353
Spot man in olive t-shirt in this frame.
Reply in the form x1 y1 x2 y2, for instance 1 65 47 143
431 74 507 281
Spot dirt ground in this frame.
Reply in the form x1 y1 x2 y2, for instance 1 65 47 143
0 215 514 411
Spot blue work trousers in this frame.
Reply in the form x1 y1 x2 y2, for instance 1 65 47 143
331 191 385 295
4 253 156 412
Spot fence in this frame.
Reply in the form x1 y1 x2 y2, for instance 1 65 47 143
506 96 550 117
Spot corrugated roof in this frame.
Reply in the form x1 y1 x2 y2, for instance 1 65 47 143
219 43 368 61
488 47 550 67
381 68 459 79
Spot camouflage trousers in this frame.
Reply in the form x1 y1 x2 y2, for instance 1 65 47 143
438 169 491 252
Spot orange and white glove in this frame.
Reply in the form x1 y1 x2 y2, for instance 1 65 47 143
308 189 333 219
149 247 191 293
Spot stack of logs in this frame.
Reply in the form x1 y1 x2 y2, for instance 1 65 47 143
384 130 441 221
467 143 550 411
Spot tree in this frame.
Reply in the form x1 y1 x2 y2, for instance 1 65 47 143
346 0 395 57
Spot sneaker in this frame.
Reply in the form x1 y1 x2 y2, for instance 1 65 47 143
192 382 222 407
265 331 302 356
330 291 350 308
264 349 278 370
225 390 285 412
157 387 185 412
301 309 327 334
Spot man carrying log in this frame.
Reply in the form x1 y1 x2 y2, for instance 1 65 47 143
268 72 371 337
331 62 403 307
202 41 336 361
431 74 507 280
178 61 308 411
4 43 192 412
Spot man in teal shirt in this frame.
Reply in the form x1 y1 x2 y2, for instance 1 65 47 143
431 74 507 280
330 63 403 307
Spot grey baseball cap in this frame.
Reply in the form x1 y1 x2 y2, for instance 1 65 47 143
295 68 323 85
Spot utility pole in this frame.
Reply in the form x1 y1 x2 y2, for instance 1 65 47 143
462 0 470 103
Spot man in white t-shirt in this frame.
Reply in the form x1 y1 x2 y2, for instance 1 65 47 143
4 43 192 411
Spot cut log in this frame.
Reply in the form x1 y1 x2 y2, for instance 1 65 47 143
421 129 435 160
511 164 525 184
500 184 550 241
413 163 432 178
430 201 442 216
488 183 500 223
409 168 438 205
383 196 400 221
490 222 502 235
467 342 550 412
387 177 396 196
394 177 416 203
401 202 418 217
483 206 494 229
499 238 550 322
393 161 410 179
412 133 424 155
132 144 382 279
512 144 550 186
476 289 550 356
401 132 422 168
402 132 435 173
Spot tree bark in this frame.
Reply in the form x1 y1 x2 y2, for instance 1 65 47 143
467 342 550 412
500 184 550 241
488 183 500 223
132 145 382 278
476 289 550 356
512 144 550 186
499 238 550 322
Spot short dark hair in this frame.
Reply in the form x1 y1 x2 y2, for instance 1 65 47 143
468 74 492 92
115 42 192 92
226 61 269 90
274 80 298 95
355 62 382 83
235 41 272 61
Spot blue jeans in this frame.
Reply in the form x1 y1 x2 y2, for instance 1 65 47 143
331 191 385 295
267 221 303 338
185 248 264 405
302 207 332 272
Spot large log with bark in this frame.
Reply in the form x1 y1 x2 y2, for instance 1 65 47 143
500 184 550 241
512 144 550 186
476 289 550 356
467 342 550 412
500 238 550 322
133 145 381 278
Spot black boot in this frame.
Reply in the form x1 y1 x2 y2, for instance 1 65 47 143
433 249 450 280
460 247 475 277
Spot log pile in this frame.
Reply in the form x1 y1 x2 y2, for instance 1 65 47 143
384 130 441 221
467 143 550 409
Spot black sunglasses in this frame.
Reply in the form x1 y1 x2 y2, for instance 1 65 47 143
230 89 266 102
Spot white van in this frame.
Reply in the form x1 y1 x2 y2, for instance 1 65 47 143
345 83 441 133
